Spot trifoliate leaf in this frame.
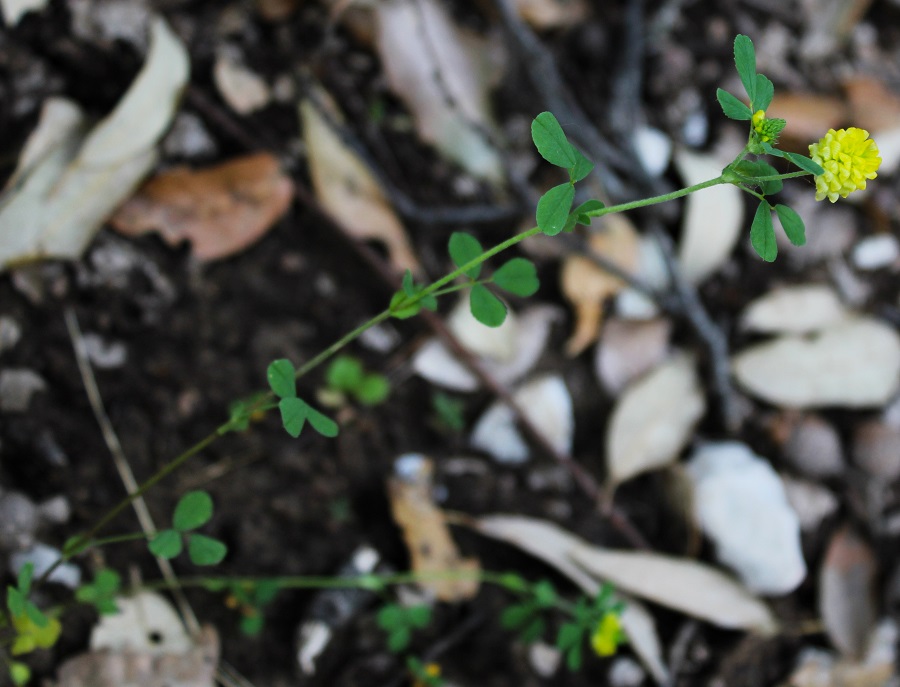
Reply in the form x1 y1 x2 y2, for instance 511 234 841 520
278 397 306 438
733 34 757 105
266 359 296 399
401 269 416 296
148 529 183 559
493 257 539 297
448 232 483 278
531 112 577 168
750 201 777 262
536 183 575 236
775 204 806 246
469 284 507 327
734 160 782 195
7 588 25 618
716 89 752 120
187 534 228 566
754 74 774 111
785 152 825 176
173 490 214 531
389 291 420 319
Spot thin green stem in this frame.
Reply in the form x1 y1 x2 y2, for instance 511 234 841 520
82 532 155 549
585 175 728 218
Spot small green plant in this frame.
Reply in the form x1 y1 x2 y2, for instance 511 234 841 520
430 391 466 432
377 602 432 652
76 568 122 615
4 564 61 684
268 358 339 438
324 355 391 406
147 490 228 566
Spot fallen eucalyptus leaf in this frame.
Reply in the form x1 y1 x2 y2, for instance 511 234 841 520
606 353 705 487
594 317 672 395
732 317 900 408
741 285 848 335
300 91 420 273
0 17 189 271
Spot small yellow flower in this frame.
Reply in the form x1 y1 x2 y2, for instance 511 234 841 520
752 110 770 141
809 128 881 202
590 612 623 657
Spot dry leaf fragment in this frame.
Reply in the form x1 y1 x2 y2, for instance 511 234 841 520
213 52 271 115
561 216 640 356
59 623 219 687
388 455 479 601
0 17 188 271
474 515 776 633
300 93 420 274
732 317 900 409
594 317 672 395
512 0 588 30
373 0 504 183
606 352 706 488
741 285 848 335
766 93 848 145
110 153 293 261
820 526 878 660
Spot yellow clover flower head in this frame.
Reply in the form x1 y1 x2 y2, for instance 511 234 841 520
809 128 881 202
590 612 624 657
752 110 785 144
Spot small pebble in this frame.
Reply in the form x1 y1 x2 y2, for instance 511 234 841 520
83 332 127 369
781 414 846 479
528 642 561 678
0 492 39 550
852 234 900 271
853 420 900 481
0 317 22 354
609 656 646 687
0 368 47 412
11 544 81 589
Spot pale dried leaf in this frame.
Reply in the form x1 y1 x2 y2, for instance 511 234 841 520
300 94 420 273
373 0 503 183
213 53 270 115
110 153 293 260
732 317 900 408
687 442 807 595
0 17 188 270
388 455 479 601
60 624 218 687
470 374 573 463
606 352 705 487
820 527 878 659
474 514 775 632
594 317 672 395
675 145 743 283
561 216 640 356
472 514 671 683
741 285 848 335
91 592 191 653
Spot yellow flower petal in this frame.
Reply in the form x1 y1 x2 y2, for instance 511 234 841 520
809 128 881 202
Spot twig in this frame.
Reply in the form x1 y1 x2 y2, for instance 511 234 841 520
64 309 251 687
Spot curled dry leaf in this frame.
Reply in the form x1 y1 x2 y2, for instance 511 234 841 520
472 515 670 684
741 285 848 335
387 455 479 601
732 317 900 409
606 352 706 488
819 526 878 660
0 17 189 271
59 623 218 687
561 215 640 356
373 0 504 183
674 144 743 283
110 153 293 261
474 514 776 633
300 93 420 274
686 442 806 595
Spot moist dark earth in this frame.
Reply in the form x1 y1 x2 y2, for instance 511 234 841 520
2 0 900 685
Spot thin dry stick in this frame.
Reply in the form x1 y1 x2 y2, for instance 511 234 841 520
64 308 250 687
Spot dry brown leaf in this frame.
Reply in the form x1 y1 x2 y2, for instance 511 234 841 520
388 456 479 602
820 526 878 659
110 153 293 261
560 216 640 356
844 77 900 133
300 94 420 274
766 93 848 145
512 0 588 29
59 625 219 687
